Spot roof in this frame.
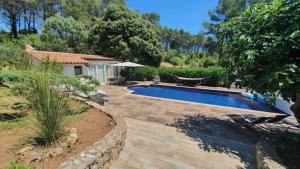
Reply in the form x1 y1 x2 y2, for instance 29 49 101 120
26 45 116 64
160 62 174 67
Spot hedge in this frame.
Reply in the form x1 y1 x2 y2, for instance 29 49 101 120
121 66 227 87
120 66 157 81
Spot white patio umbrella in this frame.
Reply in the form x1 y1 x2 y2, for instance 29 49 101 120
111 61 144 67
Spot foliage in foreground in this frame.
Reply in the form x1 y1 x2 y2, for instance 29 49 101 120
89 5 164 66
121 66 227 87
216 0 300 119
26 73 71 143
217 0 300 101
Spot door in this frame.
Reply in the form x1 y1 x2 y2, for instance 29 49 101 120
97 64 105 83
89 65 96 79
106 65 118 78
106 65 112 78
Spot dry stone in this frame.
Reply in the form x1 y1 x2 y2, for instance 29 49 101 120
58 99 127 169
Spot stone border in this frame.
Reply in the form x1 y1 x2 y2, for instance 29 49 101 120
59 100 127 169
256 140 286 169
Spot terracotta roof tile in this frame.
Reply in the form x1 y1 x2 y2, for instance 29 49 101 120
26 46 116 64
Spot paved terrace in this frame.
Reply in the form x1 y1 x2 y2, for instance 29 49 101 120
98 83 281 169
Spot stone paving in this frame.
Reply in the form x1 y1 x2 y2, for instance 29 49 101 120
98 83 279 169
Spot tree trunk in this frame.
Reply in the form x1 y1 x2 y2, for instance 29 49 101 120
18 12 21 32
23 7 27 31
32 11 36 31
290 91 300 123
10 14 18 38
218 36 224 61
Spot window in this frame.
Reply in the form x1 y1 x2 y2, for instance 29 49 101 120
74 66 83 75
88 65 96 78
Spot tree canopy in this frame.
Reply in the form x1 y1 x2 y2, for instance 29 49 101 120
216 0 300 118
40 14 89 53
89 5 163 66
142 12 160 25
0 0 126 38
60 0 102 25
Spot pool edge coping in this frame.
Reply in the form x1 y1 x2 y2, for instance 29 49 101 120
125 83 284 115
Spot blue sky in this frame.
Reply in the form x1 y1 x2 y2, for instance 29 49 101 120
127 0 218 34
0 1 218 34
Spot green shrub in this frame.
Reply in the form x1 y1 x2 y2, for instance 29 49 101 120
198 57 219 67
10 83 29 96
27 72 71 143
35 57 63 74
80 84 95 93
121 66 227 86
0 45 22 64
0 71 29 85
0 60 10 70
158 66 227 86
121 67 158 81
0 70 95 94
76 75 100 86
55 75 97 93
88 78 100 86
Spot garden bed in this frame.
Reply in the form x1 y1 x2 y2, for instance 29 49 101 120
0 87 115 169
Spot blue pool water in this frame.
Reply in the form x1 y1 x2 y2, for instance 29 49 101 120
128 85 284 113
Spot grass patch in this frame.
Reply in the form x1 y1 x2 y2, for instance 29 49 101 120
0 114 33 131
0 87 32 131
0 88 28 114
4 161 32 169
68 99 89 115
0 85 89 132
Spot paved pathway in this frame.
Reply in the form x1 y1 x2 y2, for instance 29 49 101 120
111 118 255 169
98 84 274 169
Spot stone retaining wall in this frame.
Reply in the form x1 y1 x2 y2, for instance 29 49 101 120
256 140 286 169
59 101 127 169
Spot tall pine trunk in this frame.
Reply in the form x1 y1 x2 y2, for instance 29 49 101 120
10 14 18 38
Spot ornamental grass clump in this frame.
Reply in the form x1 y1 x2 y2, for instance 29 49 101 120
27 73 71 143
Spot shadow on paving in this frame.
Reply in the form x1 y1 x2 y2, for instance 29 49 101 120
168 114 257 169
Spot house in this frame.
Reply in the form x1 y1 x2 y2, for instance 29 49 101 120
26 45 121 83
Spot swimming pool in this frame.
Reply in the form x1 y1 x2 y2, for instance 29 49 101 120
128 85 284 113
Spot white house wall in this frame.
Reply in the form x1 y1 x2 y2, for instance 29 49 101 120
30 56 120 82
63 64 88 76
87 60 121 82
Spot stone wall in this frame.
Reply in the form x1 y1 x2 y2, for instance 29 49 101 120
59 101 127 169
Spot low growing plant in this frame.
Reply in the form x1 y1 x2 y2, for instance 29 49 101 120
0 71 29 86
4 162 31 169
